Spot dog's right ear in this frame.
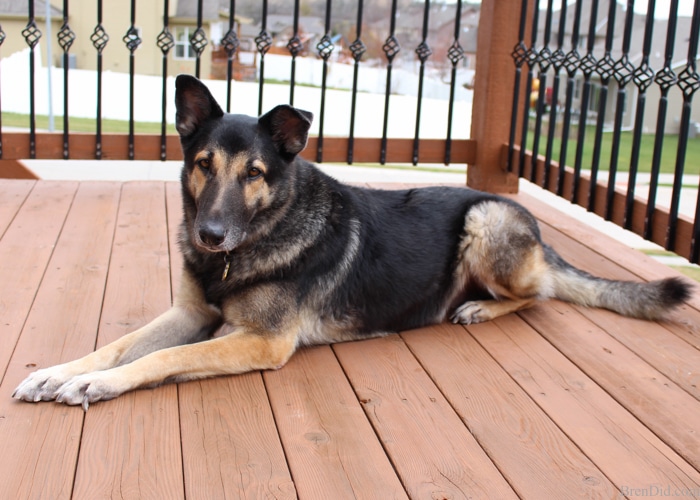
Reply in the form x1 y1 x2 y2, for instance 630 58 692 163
175 74 224 137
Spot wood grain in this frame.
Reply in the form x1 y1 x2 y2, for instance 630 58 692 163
0 179 34 234
470 315 700 493
179 374 296 499
519 301 700 471
265 344 408 499
334 335 518 499
0 182 76 373
0 182 121 500
402 322 620 498
535 221 700 399
73 182 184 499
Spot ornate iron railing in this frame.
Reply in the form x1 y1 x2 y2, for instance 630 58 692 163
508 0 699 263
0 0 473 167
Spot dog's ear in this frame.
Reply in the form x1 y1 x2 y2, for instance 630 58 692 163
175 74 224 137
258 105 313 159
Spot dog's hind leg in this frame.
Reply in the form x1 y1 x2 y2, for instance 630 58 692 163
450 200 551 325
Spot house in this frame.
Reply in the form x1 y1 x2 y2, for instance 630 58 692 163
535 1 699 135
0 0 246 80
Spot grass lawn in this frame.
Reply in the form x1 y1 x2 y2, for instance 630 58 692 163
526 124 700 176
1 112 178 135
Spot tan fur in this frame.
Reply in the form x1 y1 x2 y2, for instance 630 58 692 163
450 201 548 324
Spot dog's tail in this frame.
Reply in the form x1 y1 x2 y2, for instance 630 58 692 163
544 246 692 320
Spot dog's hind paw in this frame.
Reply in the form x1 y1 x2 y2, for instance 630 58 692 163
13 365 76 403
450 301 490 325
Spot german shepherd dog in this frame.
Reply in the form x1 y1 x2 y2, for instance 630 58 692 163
14 75 691 410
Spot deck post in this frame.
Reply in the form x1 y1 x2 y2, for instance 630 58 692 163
467 0 530 193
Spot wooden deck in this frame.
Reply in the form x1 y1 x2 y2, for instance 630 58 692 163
0 178 699 499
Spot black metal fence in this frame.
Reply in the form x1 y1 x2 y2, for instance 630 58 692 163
509 0 700 262
4 0 471 165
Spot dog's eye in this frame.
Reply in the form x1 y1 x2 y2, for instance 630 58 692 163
197 158 211 173
247 167 263 179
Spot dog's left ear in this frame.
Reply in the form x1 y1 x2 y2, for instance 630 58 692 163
175 74 224 137
258 105 313 159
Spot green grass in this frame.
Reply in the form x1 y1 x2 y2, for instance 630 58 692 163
1 112 177 134
527 125 700 175
640 249 700 283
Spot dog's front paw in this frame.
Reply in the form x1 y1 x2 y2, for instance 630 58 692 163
55 372 126 411
13 365 76 403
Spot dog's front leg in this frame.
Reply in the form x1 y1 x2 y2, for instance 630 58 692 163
52 328 298 410
12 303 222 404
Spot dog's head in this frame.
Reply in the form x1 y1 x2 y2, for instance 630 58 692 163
175 74 313 253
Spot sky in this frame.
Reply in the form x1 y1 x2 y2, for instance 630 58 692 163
628 0 696 17
463 0 697 19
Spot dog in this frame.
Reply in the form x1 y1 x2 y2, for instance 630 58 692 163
13 74 691 410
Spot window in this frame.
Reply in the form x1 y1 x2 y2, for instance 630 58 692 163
174 26 197 60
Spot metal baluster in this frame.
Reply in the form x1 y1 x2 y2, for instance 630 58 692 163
508 0 529 173
670 0 699 256
530 0 554 184
587 0 617 212
22 0 42 159
517 1 540 177
123 0 142 161
287 0 301 106
58 0 75 159
157 0 175 161
191 0 208 79
644 0 679 241
347 0 366 164
605 0 635 221
412 0 432 166
91 0 109 159
623 0 656 229
380 0 401 165
571 0 599 205
316 0 334 163
255 0 272 116
543 0 567 190
222 0 239 112
445 0 465 166
557 0 584 196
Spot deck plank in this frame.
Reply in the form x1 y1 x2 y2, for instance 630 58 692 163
473 314 700 492
2 179 699 499
0 182 121 500
520 301 700 470
265 344 407 499
72 182 185 499
179 374 296 499
0 182 78 377
0 179 34 236
334 335 518 499
536 222 700 400
401 322 621 498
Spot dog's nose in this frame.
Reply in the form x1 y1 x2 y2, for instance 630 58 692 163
199 221 226 247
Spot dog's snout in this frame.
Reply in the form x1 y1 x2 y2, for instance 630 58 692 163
198 220 226 247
